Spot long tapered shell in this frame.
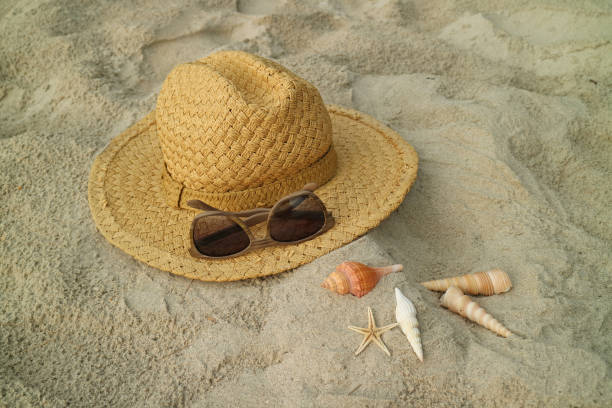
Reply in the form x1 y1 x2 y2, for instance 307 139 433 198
440 286 512 337
394 288 423 362
421 269 512 296
321 262 402 297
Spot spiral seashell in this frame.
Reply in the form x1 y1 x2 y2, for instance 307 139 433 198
321 262 403 297
440 286 512 337
421 269 512 296
394 288 423 362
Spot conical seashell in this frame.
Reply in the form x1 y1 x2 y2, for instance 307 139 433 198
394 288 423 362
321 262 403 297
421 269 512 296
440 286 512 337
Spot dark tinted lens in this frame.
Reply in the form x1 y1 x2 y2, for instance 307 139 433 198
193 215 250 257
269 194 326 242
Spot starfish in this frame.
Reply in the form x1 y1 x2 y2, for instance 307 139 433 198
348 307 398 356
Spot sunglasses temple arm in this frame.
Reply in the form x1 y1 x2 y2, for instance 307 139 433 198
244 209 328 227
188 200 271 217
303 182 318 191
231 208 270 217
242 212 269 227
187 200 219 211
188 182 319 211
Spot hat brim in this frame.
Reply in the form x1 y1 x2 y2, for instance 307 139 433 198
88 105 418 281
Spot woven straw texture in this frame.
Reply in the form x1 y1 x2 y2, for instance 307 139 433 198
88 51 418 281
157 52 333 199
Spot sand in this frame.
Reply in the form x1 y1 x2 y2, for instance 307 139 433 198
1 0 611 406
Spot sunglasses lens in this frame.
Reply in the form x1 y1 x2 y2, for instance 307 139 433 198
193 215 250 257
269 194 326 242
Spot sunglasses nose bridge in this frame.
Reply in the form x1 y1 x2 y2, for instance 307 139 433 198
239 211 271 242
248 220 269 241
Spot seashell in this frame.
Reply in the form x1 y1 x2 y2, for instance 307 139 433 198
394 288 423 362
440 286 512 337
421 269 512 296
321 262 403 297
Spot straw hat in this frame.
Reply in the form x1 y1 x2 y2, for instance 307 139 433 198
88 51 418 281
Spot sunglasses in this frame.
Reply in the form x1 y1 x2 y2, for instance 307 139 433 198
187 183 335 259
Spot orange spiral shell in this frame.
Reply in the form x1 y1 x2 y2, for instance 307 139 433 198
320 262 402 297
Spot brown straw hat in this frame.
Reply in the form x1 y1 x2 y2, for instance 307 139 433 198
88 51 418 281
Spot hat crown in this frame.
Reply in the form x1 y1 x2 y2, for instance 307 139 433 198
156 51 333 195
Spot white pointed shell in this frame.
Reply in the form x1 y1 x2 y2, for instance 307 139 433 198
394 288 423 362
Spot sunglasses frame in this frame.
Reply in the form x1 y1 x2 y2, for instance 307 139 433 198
187 183 335 259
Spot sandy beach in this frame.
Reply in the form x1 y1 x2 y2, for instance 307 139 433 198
1 0 611 406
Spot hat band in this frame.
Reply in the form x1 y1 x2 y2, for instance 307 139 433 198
162 145 337 212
